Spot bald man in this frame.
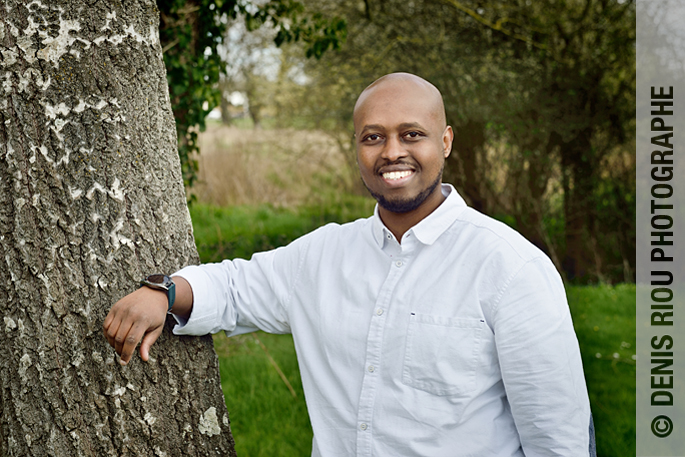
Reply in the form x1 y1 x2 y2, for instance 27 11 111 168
105 73 594 456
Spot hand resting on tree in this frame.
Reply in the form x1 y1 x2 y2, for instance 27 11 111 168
103 276 194 365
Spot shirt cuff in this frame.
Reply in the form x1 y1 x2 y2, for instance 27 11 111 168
170 264 233 336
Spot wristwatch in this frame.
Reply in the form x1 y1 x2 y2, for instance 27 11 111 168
140 274 176 312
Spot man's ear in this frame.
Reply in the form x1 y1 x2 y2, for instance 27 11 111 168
442 126 454 158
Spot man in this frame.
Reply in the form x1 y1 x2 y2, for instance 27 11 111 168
104 73 594 456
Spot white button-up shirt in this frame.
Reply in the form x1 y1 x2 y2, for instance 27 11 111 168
174 184 591 457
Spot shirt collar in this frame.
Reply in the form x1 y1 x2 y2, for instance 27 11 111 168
371 184 467 247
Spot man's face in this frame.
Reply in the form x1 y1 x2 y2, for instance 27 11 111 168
354 77 453 214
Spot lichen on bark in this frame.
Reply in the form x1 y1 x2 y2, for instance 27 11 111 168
0 1 235 455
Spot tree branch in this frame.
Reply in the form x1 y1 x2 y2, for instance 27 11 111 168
162 38 180 54
439 0 547 50
252 334 298 398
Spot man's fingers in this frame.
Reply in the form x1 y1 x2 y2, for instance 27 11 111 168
113 319 134 358
103 287 170 364
118 321 147 365
140 325 164 362
104 316 122 349
104 298 128 348
103 311 114 333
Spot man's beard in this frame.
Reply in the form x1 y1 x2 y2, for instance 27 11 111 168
365 167 443 214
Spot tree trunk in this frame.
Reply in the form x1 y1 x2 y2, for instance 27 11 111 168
220 88 232 126
0 1 236 456
445 119 487 213
513 132 560 268
559 128 596 281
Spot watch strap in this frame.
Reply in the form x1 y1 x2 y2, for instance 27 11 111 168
166 281 176 313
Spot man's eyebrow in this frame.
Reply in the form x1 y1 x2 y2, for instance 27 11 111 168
359 124 384 134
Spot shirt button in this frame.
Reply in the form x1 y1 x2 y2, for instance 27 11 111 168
368 365 375 373
360 423 368 431
395 260 403 267
376 308 384 316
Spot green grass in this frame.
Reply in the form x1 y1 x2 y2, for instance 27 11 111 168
189 193 376 262
213 332 313 456
192 203 636 457
567 284 636 456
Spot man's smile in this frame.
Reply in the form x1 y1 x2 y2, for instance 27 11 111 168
378 164 417 187
382 170 413 180
381 169 416 188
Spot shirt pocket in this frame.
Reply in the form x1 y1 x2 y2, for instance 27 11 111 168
402 313 485 397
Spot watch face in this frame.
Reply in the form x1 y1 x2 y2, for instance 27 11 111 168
146 274 167 285
141 274 175 311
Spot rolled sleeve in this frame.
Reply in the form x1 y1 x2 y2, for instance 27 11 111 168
170 234 310 338
171 264 235 335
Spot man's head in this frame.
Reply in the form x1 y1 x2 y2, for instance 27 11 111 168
353 73 453 215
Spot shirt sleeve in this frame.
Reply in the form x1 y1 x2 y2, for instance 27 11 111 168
169 234 311 337
492 257 591 456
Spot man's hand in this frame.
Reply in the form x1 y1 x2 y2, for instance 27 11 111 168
103 287 168 365
103 276 193 365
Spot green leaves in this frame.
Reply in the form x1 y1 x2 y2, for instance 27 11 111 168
157 0 347 192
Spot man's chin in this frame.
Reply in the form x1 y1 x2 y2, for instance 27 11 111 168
376 194 426 214
372 182 440 214
363 168 443 215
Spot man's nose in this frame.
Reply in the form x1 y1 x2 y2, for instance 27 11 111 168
381 135 407 161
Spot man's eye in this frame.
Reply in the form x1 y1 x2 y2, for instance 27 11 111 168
405 131 421 138
364 134 381 142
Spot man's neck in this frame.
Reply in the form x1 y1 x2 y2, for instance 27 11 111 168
378 188 446 243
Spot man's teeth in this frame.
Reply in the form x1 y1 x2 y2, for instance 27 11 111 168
382 170 413 180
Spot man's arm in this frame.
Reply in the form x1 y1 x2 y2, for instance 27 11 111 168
102 276 194 365
493 257 592 456
103 227 314 365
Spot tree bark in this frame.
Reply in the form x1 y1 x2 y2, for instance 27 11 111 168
220 86 232 126
559 128 596 281
513 132 558 263
0 1 236 456
445 119 487 213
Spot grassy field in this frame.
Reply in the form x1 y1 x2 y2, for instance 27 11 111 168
190 196 375 262
568 284 636 456
191 124 358 208
189 203 636 457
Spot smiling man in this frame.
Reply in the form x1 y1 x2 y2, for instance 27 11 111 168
105 73 594 456
354 73 453 239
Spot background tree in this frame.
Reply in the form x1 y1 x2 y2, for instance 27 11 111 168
217 16 282 128
0 1 236 455
280 0 635 283
157 0 346 188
